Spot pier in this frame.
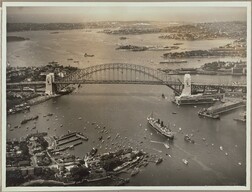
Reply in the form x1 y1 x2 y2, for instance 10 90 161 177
76 133 89 141
198 100 246 119
52 141 83 153
54 132 88 152
57 137 81 146
57 132 76 142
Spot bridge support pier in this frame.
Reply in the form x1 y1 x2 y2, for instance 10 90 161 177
45 73 56 95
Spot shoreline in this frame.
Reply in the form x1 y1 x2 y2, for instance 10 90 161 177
26 94 61 106
8 94 62 115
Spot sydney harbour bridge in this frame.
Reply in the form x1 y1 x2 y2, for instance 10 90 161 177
6 63 247 95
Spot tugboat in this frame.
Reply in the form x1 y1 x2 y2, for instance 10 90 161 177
147 113 174 139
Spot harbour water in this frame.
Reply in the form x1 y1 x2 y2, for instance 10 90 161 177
7 29 245 70
6 29 246 186
7 84 246 186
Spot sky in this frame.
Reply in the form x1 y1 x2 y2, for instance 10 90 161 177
7 6 247 23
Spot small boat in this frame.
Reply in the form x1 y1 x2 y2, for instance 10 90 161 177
119 37 127 40
21 115 39 124
147 112 174 139
130 168 140 176
173 43 183 45
182 159 188 165
184 135 195 144
84 53 94 57
90 147 98 156
48 61 58 64
164 143 170 149
156 157 163 164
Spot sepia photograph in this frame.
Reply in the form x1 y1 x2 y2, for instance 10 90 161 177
1 1 251 191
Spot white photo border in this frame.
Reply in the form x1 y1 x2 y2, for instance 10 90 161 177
1 1 251 191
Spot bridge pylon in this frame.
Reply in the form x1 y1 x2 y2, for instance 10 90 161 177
45 73 56 95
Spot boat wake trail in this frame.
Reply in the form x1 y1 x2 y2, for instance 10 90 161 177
150 140 170 149
174 144 226 180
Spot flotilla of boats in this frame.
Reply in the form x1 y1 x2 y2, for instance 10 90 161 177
10 108 240 170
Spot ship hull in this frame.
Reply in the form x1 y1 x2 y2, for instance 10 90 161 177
147 118 174 139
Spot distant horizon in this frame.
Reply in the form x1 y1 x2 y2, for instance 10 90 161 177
7 7 247 23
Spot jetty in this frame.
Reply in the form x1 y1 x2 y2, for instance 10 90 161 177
57 132 76 142
198 100 246 119
53 132 88 152
76 132 89 141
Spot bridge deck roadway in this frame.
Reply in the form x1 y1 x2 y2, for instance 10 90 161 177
54 80 181 85
6 81 246 88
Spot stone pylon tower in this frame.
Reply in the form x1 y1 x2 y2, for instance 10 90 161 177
45 73 56 95
181 74 191 96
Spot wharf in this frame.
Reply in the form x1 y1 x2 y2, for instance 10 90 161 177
76 133 89 141
198 100 246 119
57 133 77 142
57 132 88 142
57 137 81 146
53 141 83 153
207 100 245 115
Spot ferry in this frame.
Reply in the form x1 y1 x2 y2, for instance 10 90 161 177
147 113 174 139
84 53 94 57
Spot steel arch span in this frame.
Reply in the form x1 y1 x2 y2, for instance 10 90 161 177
55 63 183 94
